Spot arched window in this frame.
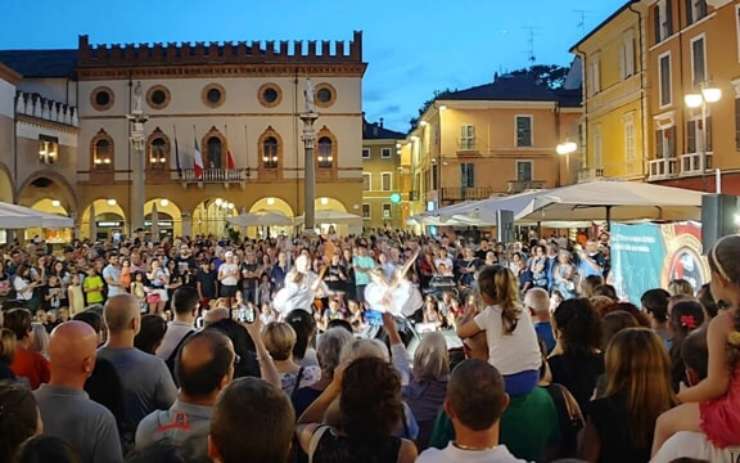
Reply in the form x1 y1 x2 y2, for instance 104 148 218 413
147 129 170 171
90 129 114 171
263 137 279 168
207 137 222 169
317 136 333 168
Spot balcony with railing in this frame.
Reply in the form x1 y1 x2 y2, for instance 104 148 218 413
506 180 546 194
180 168 249 187
442 186 495 201
679 152 712 176
648 157 678 181
457 138 477 153
577 168 605 183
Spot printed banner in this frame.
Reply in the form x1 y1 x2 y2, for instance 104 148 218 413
610 222 707 305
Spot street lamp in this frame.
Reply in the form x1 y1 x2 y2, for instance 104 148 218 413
556 140 578 186
684 83 721 191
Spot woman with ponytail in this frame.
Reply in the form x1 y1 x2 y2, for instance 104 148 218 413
652 235 740 455
456 265 541 396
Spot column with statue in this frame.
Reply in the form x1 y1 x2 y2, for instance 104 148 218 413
300 78 319 236
127 81 149 235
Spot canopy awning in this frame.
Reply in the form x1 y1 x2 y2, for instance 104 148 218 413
227 212 293 227
0 202 73 229
295 210 363 225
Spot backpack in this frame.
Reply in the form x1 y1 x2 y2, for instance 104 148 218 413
165 330 195 385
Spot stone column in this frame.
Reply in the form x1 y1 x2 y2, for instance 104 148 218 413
181 212 192 238
299 112 319 235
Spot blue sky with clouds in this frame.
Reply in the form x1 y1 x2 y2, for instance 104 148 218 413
0 0 625 131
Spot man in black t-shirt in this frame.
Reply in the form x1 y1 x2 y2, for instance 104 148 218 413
195 261 218 307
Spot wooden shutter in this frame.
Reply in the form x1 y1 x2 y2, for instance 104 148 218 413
687 120 697 154
666 0 673 36
654 5 662 42
685 0 694 25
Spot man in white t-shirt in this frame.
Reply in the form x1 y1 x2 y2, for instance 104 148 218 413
102 253 125 297
417 359 526 463
218 252 239 305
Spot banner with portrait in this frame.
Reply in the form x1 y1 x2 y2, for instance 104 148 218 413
610 222 707 305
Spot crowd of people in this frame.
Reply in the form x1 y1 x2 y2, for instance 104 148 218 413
0 227 739 463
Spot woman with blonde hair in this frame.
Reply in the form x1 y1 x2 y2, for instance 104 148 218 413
262 321 320 396
456 265 541 396
580 328 675 462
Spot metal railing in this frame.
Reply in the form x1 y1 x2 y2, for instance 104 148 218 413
457 138 477 151
506 180 546 193
679 152 713 176
180 168 248 183
647 158 678 180
442 186 495 201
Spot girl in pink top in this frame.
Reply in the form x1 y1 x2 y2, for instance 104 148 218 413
652 235 740 454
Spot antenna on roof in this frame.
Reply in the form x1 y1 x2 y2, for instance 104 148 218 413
573 9 592 35
522 26 541 66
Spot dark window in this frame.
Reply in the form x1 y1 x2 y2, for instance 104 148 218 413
665 0 674 37
432 165 438 190
687 120 697 154
263 136 278 168
318 137 333 168
362 204 370 219
660 55 671 106
517 161 533 182
654 5 662 43
150 89 167 106
317 87 333 104
516 116 533 147
735 99 740 151
686 0 708 25
692 38 706 85
94 139 112 169
150 137 168 169
460 163 475 188
706 116 713 152
207 88 222 104
263 87 279 103
382 204 392 219
207 137 222 169
95 91 110 107
656 127 676 158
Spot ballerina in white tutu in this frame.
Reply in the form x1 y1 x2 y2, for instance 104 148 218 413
272 254 328 318
364 250 423 324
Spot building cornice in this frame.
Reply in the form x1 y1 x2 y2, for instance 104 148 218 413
77 62 367 80
0 63 21 85
16 114 79 133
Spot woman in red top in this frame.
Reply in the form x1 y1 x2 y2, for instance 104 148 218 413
3 308 49 389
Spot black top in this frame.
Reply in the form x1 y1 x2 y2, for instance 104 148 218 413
313 427 401 463
548 352 604 414
206 319 260 378
0 359 15 381
194 270 217 299
589 393 652 463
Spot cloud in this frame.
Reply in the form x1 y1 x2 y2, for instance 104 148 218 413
380 104 401 114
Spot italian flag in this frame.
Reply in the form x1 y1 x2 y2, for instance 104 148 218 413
226 149 236 170
193 137 203 179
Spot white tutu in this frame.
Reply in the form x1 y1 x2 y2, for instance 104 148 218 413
273 271 326 318
364 280 421 318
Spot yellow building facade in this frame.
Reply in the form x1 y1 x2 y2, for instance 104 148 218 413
0 33 367 240
361 119 406 229
643 0 740 195
571 0 647 181
403 73 582 219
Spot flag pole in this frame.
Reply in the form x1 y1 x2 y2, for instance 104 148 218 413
173 124 181 177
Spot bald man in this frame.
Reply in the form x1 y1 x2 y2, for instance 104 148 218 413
136 331 235 458
34 321 123 463
98 295 176 439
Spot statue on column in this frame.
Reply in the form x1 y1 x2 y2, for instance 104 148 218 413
303 78 316 114
132 81 144 115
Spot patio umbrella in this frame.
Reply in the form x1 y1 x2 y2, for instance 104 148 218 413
519 180 705 226
0 202 73 229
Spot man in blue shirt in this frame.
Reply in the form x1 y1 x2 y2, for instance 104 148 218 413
352 244 375 304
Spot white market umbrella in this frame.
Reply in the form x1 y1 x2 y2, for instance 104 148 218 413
295 210 363 225
228 212 293 227
520 180 705 223
0 202 73 229
445 190 545 225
